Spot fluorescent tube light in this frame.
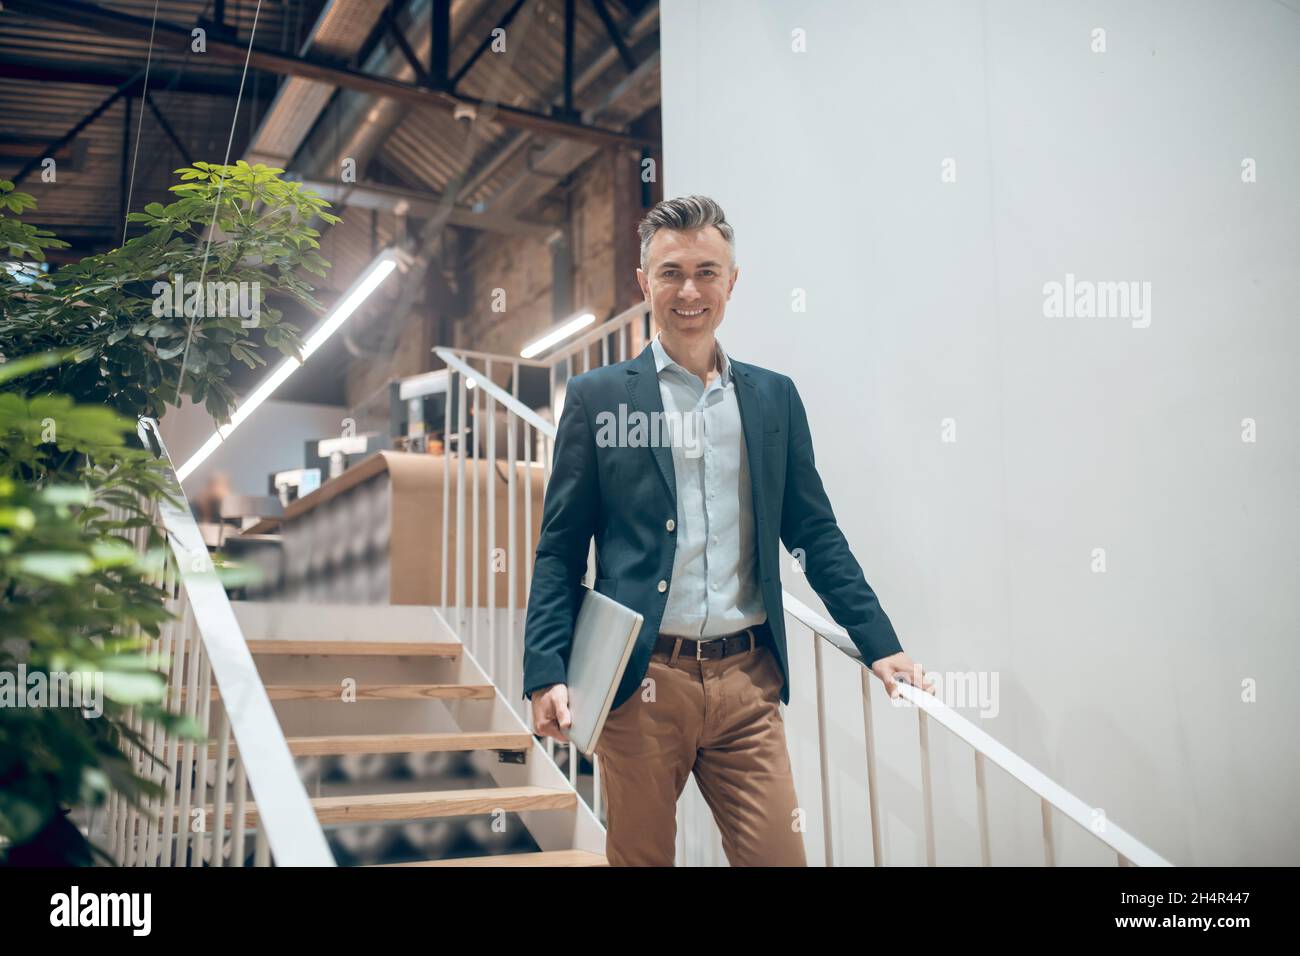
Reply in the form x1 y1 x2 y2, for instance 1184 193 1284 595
176 249 401 483
519 311 596 359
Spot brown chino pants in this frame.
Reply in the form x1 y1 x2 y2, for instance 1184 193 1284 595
594 630 808 866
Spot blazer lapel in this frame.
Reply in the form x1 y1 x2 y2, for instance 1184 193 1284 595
625 343 677 509
731 360 767 529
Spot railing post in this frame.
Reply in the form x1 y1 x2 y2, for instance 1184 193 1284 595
486 362 497 686
211 709 231 867
140 553 166 865
859 667 882 866
191 654 212 866
506 393 518 713
231 756 248 866
512 362 522 706
456 368 467 637
523 423 534 599
441 409 450 609
1041 798 1056 866
471 359 481 658
974 751 991 866
919 709 935 866
812 630 834 866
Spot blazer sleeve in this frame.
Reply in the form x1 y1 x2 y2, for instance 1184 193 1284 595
521 375 600 701
778 377 904 667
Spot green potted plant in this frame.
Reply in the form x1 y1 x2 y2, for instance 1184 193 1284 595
0 163 341 864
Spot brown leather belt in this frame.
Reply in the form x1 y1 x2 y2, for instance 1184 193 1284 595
654 628 757 662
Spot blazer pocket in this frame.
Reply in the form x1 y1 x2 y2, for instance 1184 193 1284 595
762 427 784 446
594 576 619 600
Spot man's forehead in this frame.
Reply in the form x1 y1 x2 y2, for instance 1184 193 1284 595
647 225 730 266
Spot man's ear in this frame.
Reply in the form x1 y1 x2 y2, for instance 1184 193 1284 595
727 265 740 297
636 267 650 300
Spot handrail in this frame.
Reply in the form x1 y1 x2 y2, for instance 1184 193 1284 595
131 419 335 866
541 301 651 365
435 348 556 436
440 347 551 369
780 589 1173 867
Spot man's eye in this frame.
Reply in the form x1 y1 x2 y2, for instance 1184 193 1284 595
699 271 715 277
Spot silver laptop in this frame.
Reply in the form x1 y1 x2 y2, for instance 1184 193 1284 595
563 585 644 755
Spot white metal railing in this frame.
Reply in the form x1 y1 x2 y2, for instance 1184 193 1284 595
430 301 653 808
779 591 1171 867
92 419 334 867
433 305 1170 866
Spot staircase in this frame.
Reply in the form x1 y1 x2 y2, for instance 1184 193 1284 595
103 313 1171 867
221 601 607 866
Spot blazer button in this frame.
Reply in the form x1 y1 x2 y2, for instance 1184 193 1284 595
665 518 675 532
657 579 668 593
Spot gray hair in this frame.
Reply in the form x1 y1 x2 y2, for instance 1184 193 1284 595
637 195 736 272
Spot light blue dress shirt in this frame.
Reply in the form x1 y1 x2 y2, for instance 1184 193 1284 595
650 332 767 639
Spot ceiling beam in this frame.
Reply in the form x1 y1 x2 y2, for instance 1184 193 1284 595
380 4 432 88
10 84 127 186
3 0 656 150
0 58 272 97
449 0 529 90
296 178 562 240
591 0 638 73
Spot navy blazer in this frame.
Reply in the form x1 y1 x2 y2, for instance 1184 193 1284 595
522 341 903 712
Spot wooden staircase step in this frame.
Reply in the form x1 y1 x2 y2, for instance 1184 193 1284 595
210 731 534 758
245 641 462 658
374 849 608 867
314 786 578 824
185 786 577 828
188 683 496 702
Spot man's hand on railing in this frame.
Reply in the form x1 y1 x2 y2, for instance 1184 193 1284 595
871 651 936 700
531 683 573 743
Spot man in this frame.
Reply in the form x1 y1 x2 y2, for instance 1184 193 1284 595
523 195 932 866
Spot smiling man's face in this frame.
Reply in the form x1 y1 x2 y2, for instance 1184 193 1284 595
636 225 739 346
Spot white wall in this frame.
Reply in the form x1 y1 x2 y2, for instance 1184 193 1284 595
160 398 348 498
661 0 1299 865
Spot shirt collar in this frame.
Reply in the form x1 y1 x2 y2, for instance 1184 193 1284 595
651 331 732 386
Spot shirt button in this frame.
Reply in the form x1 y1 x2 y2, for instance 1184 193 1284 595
657 579 668 593
666 518 675 532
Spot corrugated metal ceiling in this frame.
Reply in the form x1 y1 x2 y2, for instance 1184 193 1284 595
0 0 655 260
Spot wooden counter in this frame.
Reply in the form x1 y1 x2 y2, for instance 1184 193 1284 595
251 451 546 606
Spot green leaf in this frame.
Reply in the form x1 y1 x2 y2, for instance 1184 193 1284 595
100 671 166 705
91 538 137 567
39 485 93 506
0 507 36 530
0 351 67 385
15 552 95 583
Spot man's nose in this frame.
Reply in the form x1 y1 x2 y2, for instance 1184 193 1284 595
679 279 701 300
